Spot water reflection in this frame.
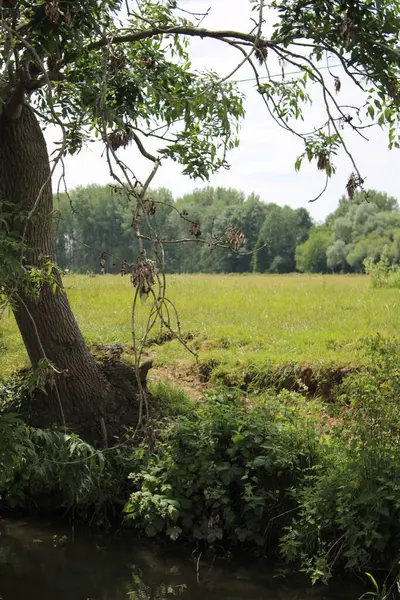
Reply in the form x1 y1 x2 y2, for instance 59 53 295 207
0 519 360 600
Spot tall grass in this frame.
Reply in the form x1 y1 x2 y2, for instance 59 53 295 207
1 273 399 377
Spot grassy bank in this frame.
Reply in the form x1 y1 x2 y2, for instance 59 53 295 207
1 273 400 586
1 337 400 585
1 273 400 381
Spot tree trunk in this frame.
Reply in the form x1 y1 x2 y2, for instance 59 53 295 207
0 104 142 444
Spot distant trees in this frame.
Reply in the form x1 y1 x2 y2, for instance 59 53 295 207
55 185 400 276
295 227 331 273
296 190 400 274
252 205 312 273
55 185 313 275
55 186 175 273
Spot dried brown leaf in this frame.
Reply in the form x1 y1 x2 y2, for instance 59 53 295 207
45 0 60 24
190 221 202 238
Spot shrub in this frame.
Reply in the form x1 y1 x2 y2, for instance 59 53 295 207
0 369 130 517
364 246 400 288
280 337 400 582
124 389 323 548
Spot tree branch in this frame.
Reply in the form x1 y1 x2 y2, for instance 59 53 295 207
131 130 157 162
65 25 269 64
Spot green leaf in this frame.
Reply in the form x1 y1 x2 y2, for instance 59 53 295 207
295 156 303 172
232 433 245 444
253 455 268 468
145 524 157 537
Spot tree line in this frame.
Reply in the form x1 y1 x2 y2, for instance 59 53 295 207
55 186 400 275
296 189 400 273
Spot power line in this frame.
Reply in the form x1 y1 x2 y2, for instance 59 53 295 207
234 62 341 83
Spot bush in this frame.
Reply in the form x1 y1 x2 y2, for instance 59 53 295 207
364 246 400 288
280 336 400 582
0 370 132 518
125 338 400 583
124 389 323 548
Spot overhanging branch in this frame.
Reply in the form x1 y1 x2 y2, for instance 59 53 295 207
65 25 269 64
131 130 157 162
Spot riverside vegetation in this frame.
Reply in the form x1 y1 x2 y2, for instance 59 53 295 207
1 272 400 589
3 0 400 593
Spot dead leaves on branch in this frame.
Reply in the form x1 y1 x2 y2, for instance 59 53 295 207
346 172 365 200
107 129 136 151
189 221 201 238
45 0 60 24
44 0 71 26
131 258 157 301
143 199 156 216
119 256 157 303
225 225 245 251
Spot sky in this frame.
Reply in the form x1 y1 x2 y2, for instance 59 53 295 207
48 0 400 223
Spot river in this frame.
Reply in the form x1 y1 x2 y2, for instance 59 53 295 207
0 518 363 600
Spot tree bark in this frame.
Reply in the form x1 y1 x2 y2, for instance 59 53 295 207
0 104 141 444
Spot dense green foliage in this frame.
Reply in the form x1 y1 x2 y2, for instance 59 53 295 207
54 186 400 275
125 338 400 582
295 227 331 273
2 338 399 584
281 337 400 582
296 190 400 273
364 246 400 288
0 372 119 515
54 185 313 274
124 388 321 545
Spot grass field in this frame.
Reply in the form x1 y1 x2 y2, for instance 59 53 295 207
1 273 399 383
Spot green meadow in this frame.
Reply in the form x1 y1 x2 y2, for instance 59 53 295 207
1 273 399 381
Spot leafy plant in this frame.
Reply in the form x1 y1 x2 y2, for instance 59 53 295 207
359 573 390 600
280 337 400 582
364 246 400 288
0 368 135 517
124 389 323 548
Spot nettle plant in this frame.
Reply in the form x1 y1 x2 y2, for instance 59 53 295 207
1 0 400 440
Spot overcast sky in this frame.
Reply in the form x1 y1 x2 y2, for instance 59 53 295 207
48 0 400 223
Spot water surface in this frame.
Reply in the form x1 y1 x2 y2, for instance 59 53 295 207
0 518 361 600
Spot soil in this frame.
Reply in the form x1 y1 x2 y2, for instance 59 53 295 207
149 364 209 400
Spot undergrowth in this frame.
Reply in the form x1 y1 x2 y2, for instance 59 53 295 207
1 338 400 588
125 336 400 584
0 378 193 521
280 335 400 582
364 246 400 289
124 388 324 546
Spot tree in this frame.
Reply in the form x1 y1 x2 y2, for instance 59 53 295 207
323 189 400 272
253 204 312 273
326 239 349 272
164 187 246 273
295 227 331 273
2 0 400 441
54 186 175 273
327 191 399 224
